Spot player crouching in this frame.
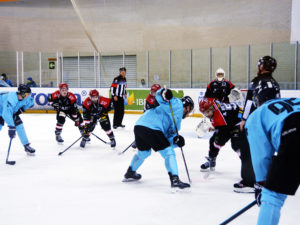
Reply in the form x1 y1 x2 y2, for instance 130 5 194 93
80 89 116 148
123 88 194 190
0 84 36 155
48 83 83 144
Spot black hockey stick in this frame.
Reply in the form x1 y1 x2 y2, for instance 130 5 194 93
168 101 192 184
6 138 16 165
118 141 135 155
219 200 256 225
91 133 110 145
58 136 83 156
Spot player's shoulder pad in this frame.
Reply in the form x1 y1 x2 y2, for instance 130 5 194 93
68 92 77 104
83 97 92 109
99 96 111 108
146 94 156 105
51 90 60 100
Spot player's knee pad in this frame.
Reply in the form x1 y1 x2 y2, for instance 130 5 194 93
57 116 66 124
159 146 175 159
137 150 151 160
14 115 23 126
100 120 110 131
261 188 287 208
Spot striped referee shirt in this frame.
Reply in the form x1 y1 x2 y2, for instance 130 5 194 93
110 75 127 97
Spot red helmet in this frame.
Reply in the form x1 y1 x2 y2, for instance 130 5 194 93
89 89 99 97
59 83 68 90
199 98 214 113
151 84 161 93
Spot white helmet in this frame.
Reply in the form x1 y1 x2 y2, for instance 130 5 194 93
215 68 225 81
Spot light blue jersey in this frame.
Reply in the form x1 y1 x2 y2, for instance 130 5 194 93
0 92 34 126
135 88 183 142
0 91 34 145
245 98 300 182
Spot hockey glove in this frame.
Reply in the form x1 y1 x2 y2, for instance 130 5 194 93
162 89 173 101
254 182 264 206
173 135 185 147
8 126 16 139
51 102 60 110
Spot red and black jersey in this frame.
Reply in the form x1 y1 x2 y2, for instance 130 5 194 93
205 79 235 103
48 90 78 112
144 94 159 111
82 96 113 122
210 100 242 129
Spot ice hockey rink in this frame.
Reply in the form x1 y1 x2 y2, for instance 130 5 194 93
0 113 299 225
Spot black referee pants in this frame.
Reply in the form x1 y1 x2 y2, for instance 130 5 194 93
112 96 124 127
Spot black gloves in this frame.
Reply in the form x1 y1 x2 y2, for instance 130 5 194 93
254 182 264 206
162 89 173 101
173 135 185 147
8 126 16 139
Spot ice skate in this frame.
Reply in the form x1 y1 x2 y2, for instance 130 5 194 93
200 156 216 172
122 166 141 182
55 130 64 144
169 173 190 192
24 143 36 156
110 138 116 149
80 138 87 148
233 180 255 193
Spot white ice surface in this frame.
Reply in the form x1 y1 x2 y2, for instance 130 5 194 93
0 114 299 225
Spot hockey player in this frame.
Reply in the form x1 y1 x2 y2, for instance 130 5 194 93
144 84 161 111
48 83 83 143
199 98 255 191
240 56 280 131
123 88 194 190
80 89 116 148
204 68 238 103
0 84 36 155
245 90 300 225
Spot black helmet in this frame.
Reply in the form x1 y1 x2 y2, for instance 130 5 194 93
253 80 280 107
257 56 277 73
18 84 31 95
181 96 194 118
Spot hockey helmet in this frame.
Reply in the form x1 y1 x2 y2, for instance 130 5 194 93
257 56 277 73
59 83 68 90
18 84 31 96
199 98 214 114
181 96 194 118
253 80 280 107
89 89 99 97
150 84 161 93
215 68 225 81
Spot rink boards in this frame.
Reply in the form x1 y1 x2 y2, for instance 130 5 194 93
0 87 299 117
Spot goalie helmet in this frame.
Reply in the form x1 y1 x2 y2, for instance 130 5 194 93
89 89 99 97
18 84 31 95
215 68 225 81
253 80 280 107
150 84 161 93
59 83 68 90
199 98 214 113
257 56 277 73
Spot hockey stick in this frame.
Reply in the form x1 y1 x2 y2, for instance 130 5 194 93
58 136 83 156
219 200 256 225
168 101 192 184
118 141 135 155
6 138 16 165
91 133 110 145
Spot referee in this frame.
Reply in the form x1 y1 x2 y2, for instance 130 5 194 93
111 67 127 129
